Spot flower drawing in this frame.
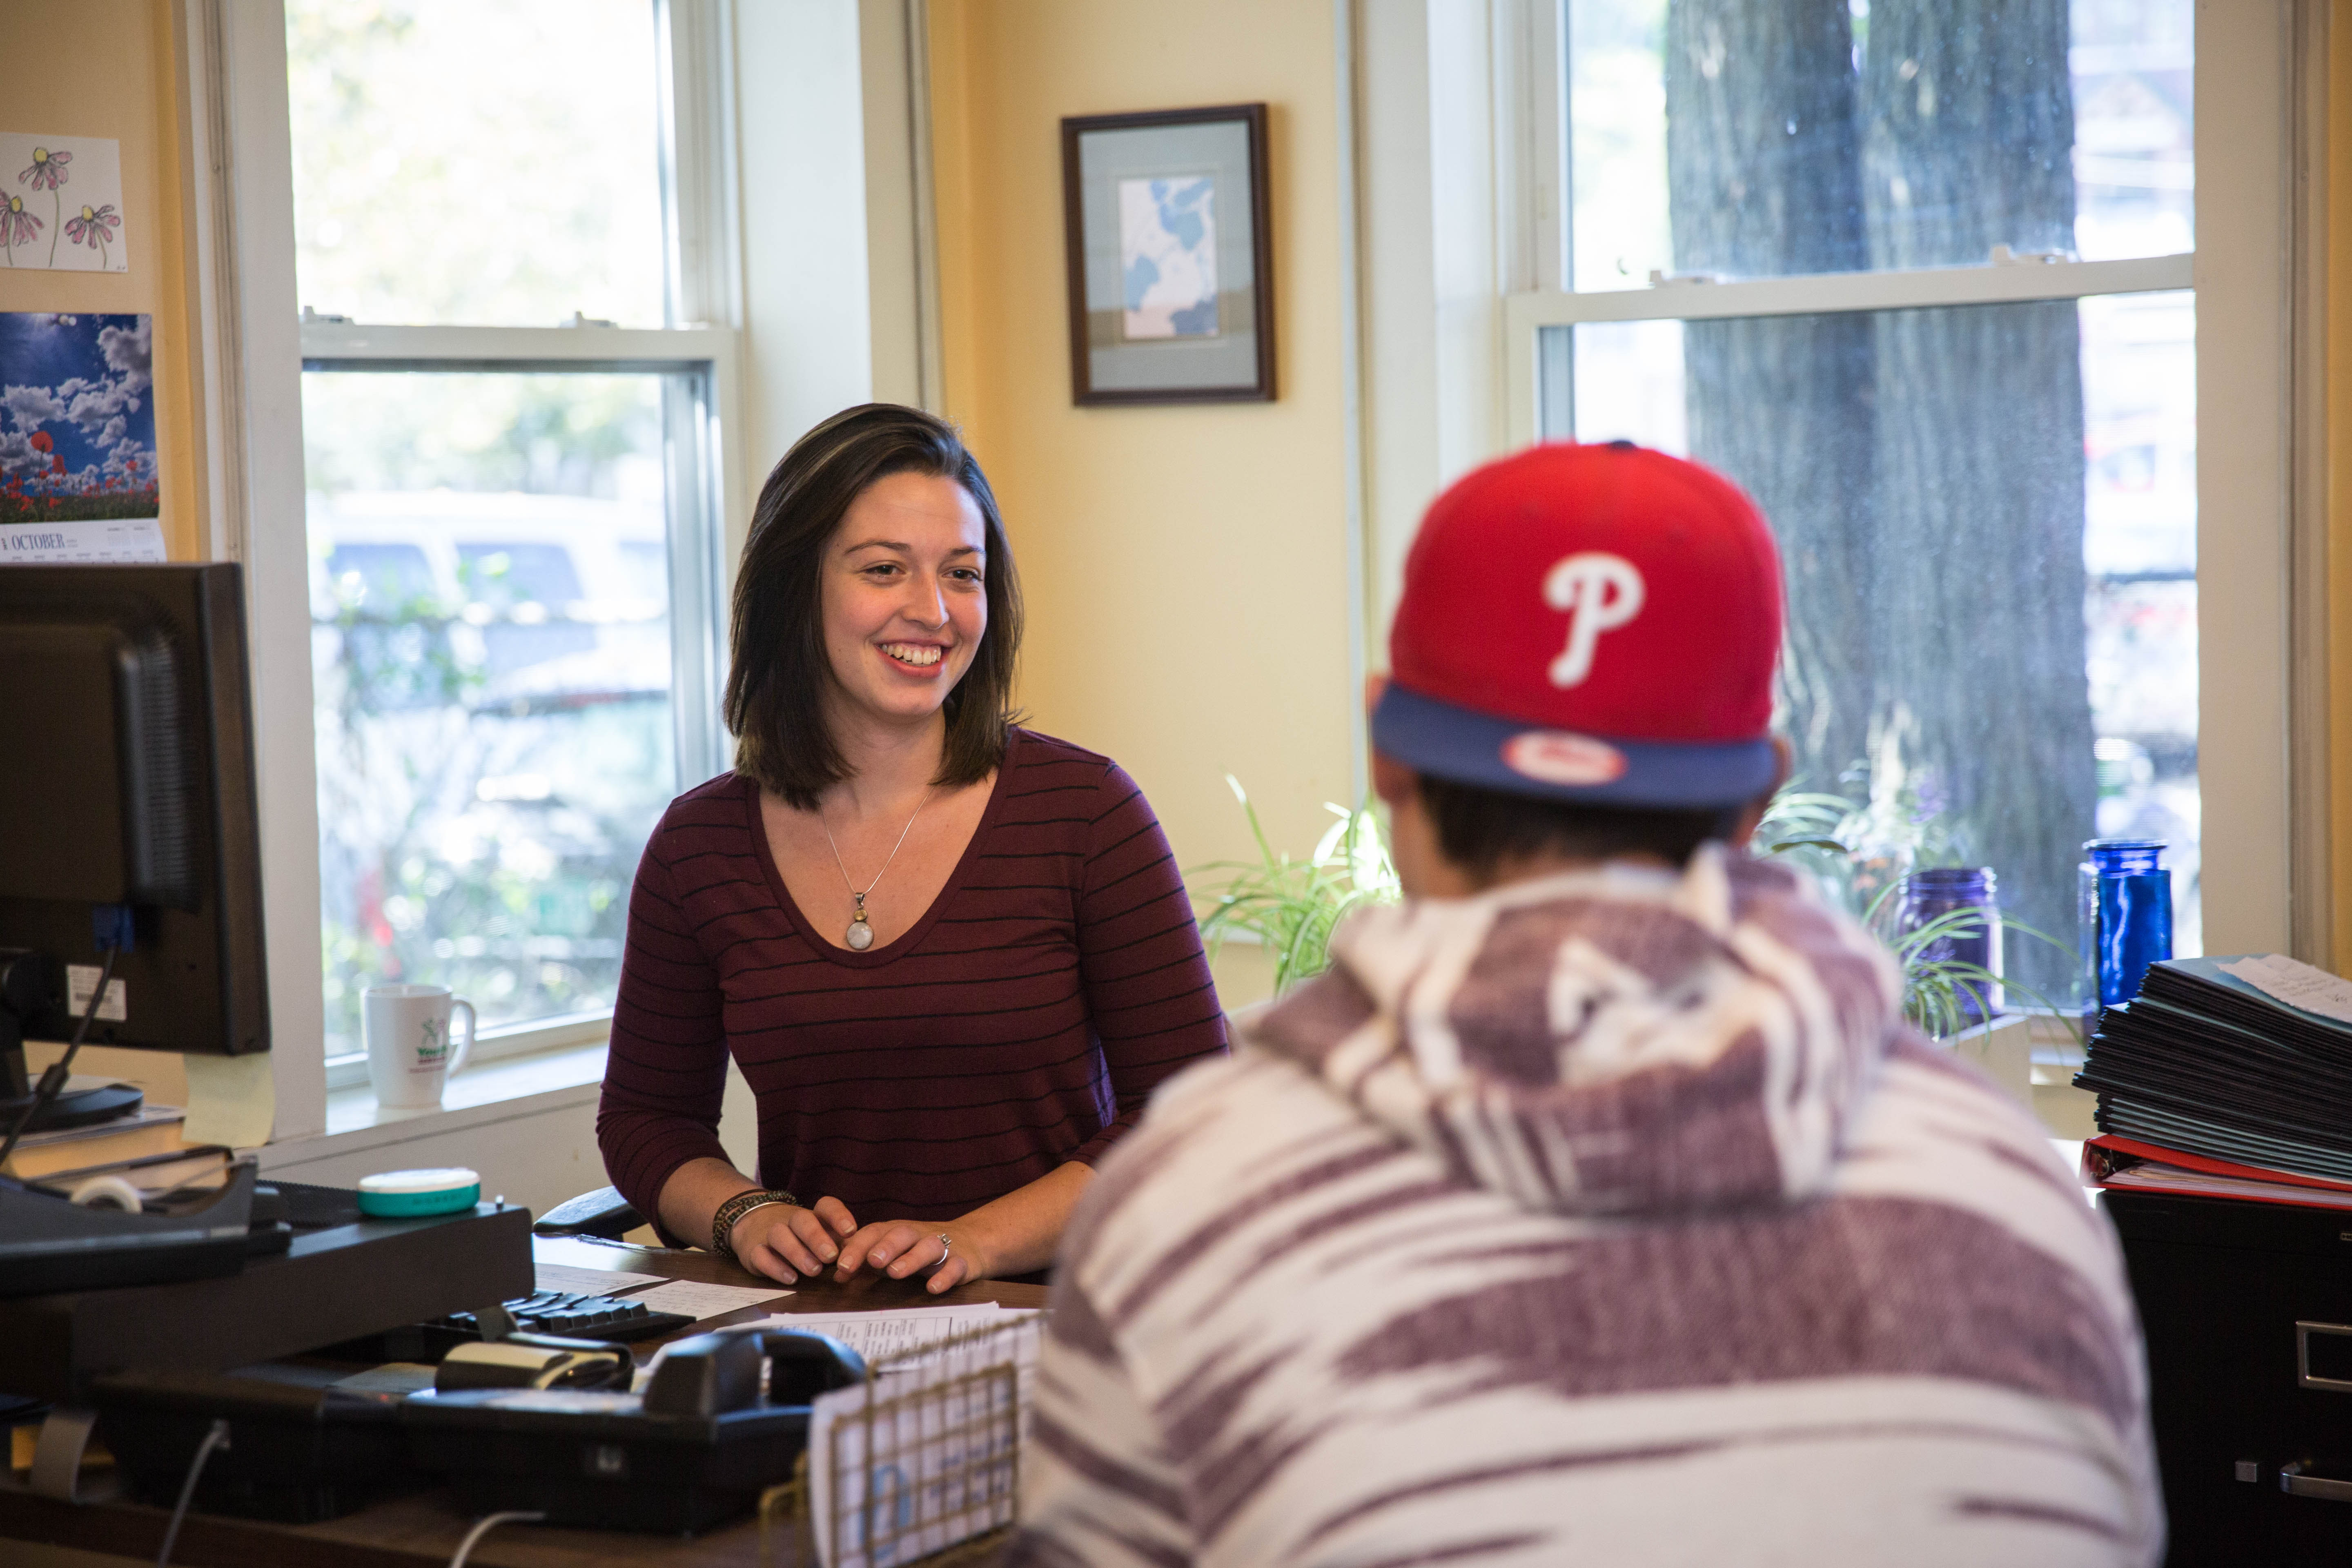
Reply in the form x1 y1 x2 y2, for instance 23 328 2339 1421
19 147 69 192
28 431 52 455
63 204 118 266
1 194 41 265
19 146 72 265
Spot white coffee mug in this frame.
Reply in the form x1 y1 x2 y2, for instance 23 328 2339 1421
363 984 477 1109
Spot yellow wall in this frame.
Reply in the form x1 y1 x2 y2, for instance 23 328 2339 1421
927 0 1359 1007
0 0 201 561
2334 9 2352 978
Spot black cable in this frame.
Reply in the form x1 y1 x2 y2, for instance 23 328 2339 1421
0 944 122 1169
155 1417 229 1568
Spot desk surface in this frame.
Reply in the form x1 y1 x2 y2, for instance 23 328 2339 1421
0 1236 1047 1567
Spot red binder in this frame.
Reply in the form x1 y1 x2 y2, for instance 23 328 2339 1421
2084 1133 2352 1211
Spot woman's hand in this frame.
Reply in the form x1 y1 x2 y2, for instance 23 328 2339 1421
833 1218 984 1294
729 1196 859 1285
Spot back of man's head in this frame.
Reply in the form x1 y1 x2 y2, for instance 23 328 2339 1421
1372 440 1786 886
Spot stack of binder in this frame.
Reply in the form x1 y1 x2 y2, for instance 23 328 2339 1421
2076 954 2352 1204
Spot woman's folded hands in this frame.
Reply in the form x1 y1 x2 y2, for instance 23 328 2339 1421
728 1195 858 1284
730 1196 982 1293
831 1217 981 1294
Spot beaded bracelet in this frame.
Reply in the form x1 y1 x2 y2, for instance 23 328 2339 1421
710 1187 800 1264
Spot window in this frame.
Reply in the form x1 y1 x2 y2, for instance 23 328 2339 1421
288 0 734 1077
1515 0 2197 999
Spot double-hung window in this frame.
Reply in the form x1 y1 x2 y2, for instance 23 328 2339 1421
1509 0 2198 1000
285 0 735 1083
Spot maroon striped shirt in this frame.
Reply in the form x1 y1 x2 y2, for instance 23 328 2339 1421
595 728 1228 1232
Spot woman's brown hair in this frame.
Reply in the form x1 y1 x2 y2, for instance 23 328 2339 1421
724 404 1023 809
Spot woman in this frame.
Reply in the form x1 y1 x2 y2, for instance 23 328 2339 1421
596 404 1226 1292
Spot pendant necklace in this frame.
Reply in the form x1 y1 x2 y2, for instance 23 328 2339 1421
821 786 937 951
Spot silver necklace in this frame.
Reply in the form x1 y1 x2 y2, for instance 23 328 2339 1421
820 787 937 951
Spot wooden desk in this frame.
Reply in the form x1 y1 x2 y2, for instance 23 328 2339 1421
0 1236 1047 1567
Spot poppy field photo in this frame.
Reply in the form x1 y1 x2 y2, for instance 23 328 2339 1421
0 312 159 525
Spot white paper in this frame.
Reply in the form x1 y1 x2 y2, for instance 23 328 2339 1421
2219 953 2352 1025
0 134 128 272
804 1310 1043 1568
754 1303 1002 1368
0 516 165 563
533 1262 664 1298
624 1276 796 1320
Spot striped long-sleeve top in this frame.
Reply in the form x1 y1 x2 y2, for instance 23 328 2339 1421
1010 848 2162 1566
594 728 1227 1232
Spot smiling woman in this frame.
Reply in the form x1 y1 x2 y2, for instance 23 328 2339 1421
595 404 1229 1293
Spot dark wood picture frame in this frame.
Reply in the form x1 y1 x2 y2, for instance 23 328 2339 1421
1060 103 1275 406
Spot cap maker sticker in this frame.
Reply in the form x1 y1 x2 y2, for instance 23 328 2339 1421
1499 730 1628 786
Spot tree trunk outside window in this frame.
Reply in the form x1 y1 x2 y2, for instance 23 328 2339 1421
1666 0 2093 993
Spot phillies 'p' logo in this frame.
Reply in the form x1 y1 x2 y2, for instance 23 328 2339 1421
1543 552 1644 687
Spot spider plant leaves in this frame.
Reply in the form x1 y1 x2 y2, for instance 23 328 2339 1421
1192 780 1400 995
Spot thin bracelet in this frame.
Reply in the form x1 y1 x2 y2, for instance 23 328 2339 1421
710 1187 800 1263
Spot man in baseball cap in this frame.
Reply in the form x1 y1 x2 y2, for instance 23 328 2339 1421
1011 443 2161 1567
1370 437 1790 890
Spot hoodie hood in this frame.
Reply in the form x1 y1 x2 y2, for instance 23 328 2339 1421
1244 847 1905 1217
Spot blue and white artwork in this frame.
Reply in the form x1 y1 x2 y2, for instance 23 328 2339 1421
1118 176 1219 340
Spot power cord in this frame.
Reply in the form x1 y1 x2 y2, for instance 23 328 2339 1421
154 1417 229 1568
449 1509 546 1567
0 942 122 1169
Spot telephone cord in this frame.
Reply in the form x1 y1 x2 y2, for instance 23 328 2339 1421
154 1418 229 1568
449 1508 547 1567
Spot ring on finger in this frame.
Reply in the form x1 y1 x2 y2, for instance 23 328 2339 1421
935 1232 953 1269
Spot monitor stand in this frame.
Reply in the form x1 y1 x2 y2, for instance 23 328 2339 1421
1 1033 144 1136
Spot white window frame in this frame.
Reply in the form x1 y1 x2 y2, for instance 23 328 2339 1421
299 321 741 1092
1355 0 2306 969
179 0 747 1130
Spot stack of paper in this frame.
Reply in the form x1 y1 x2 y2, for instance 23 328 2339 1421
759 1301 1004 1367
797 1304 1045 1568
1 1101 187 1180
2075 954 2352 1183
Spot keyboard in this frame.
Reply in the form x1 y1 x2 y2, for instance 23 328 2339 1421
431 1289 698 1342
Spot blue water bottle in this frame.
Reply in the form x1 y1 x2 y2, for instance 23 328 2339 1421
1899 868 2002 1027
2080 839 2172 1018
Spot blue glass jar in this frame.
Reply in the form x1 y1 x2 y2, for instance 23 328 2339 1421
2080 839 2172 1014
1899 868 2003 1028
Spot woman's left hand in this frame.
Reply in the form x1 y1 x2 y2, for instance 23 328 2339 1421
833 1218 982 1293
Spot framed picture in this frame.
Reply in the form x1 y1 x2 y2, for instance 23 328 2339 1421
1060 104 1274 405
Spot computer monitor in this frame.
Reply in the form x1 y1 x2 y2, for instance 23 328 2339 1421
0 564 270 1132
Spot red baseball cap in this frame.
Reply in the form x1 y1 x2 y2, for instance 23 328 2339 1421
1373 440 1784 809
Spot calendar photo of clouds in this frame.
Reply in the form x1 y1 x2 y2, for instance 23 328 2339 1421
0 312 158 524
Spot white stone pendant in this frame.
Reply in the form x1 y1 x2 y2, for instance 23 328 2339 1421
846 904 875 951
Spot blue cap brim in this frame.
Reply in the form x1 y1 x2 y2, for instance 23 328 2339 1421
1372 683 1780 809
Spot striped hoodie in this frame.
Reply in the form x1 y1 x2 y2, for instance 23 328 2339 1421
1008 848 2161 1566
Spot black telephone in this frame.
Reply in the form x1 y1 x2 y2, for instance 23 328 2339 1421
399 1325 869 1534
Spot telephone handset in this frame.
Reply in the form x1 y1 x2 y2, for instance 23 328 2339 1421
400 1326 870 1535
641 1324 869 1416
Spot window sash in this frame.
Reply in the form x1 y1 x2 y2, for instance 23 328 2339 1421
301 321 737 1089
1503 252 2194 448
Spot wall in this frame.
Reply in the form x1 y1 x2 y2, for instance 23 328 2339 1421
2334 7 2352 978
0 0 201 561
926 0 1360 1005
